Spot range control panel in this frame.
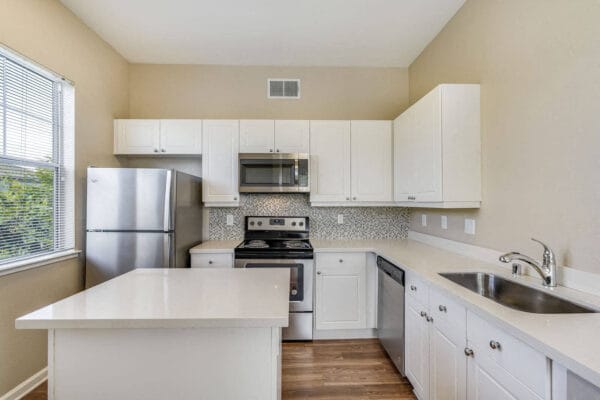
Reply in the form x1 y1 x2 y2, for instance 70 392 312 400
246 216 308 231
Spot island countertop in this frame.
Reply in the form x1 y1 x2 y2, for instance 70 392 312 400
16 268 290 330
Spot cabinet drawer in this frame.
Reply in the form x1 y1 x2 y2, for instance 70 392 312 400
190 253 233 268
406 272 429 306
467 311 547 398
430 287 466 337
316 252 366 269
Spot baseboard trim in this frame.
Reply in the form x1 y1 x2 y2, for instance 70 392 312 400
0 368 47 400
408 230 600 297
314 328 377 340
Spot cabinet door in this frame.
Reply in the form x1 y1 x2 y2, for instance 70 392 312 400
394 87 443 202
309 121 351 203
315 254 366 330
467 355 543 400
430 322 467 400
114 119 160 154
405 296 430 400
274 120 309 153
159 120 202 154
350 121 392 202
202 120 240 204
239 120 274 153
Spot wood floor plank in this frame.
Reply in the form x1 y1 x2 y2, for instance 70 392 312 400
22 339 415 400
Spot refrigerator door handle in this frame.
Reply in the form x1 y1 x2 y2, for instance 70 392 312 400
164 233 173 268
163 170 173 231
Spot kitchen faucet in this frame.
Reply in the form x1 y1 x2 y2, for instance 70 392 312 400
499 238 557 288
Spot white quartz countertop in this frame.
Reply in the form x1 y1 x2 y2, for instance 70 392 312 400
188 237 600 387
189 240 240 253
16 268 290 330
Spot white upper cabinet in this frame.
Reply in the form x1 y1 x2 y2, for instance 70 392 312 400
239 120 275 153
310 120 392 205
159 120 202 154
394 84 481 208
114 119 202 155
274 120 310 153
309 120 352 203
239 120 309 153
202 120 240 206
114 119 160 155
350 121 393 202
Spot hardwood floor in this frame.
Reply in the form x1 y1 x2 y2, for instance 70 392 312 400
23 339 415 400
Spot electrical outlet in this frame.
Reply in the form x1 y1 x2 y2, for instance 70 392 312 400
421 214 427 227
226 214 234 226
464 218 476 235
441 215 448 230
337 214 344 224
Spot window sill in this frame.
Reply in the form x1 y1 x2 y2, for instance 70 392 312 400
0 250 82 278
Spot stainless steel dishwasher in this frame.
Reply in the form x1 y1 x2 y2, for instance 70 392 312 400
377 256 405 375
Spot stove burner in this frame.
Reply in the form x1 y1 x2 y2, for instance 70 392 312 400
282 240 310 249
243 240 269 249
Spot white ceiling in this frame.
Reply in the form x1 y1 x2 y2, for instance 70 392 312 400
60 0 465 67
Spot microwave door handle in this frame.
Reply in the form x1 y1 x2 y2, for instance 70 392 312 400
294 158 299 186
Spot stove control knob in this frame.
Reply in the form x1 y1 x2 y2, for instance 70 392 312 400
250 221 255 226
291 289 298 296
291 222 297 226
257 221 263 226
299 222 304 227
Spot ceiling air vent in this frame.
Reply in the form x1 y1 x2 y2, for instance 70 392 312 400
268 79 300 99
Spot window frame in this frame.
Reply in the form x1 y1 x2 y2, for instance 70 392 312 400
0 45 77 272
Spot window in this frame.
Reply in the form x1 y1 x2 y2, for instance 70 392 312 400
0 47 74 266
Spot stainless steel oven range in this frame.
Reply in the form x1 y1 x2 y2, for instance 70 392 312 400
234 216 313 341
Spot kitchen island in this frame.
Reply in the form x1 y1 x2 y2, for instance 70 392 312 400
16 268 290 400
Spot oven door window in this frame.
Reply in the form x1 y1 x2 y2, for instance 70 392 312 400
244 263 303 302
239 159 296 187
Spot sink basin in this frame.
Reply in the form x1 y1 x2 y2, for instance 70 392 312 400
439 272 597 314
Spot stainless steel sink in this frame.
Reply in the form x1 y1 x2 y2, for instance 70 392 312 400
439 272 597 314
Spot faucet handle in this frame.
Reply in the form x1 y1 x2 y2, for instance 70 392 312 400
531 238 555 264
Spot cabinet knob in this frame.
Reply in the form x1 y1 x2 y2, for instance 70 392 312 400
410 285 417 291
154 149 159 153
489 340 501 350
352 197 357 200
317 271 322 275
420 311 427 318
408 195 416 200
276 149 280 152
464 348 474 357
161 149 166 152
233 197 238 201
270 149 273 152
346 197 350 201
208 260 213 265
426 316 434 323
438 305 447 312
339 259 343 263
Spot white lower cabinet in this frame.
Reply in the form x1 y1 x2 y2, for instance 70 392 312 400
405 277 551 400
315 252 368 330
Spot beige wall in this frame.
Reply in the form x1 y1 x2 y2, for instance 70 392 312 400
129 64 408 120
0 0 128 394
408 0 600 274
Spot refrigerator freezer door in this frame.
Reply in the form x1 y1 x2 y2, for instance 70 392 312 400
86 168 173 231
85 231 172 288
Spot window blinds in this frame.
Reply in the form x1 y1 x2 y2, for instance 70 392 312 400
0 49 74 265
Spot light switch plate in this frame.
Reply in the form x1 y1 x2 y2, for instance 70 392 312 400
226 214 234 226
421 214 427 227
441 215 448 230
337 214 344 224
464 218 476 235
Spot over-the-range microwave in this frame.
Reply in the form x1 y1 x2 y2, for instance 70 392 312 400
239 153 309 193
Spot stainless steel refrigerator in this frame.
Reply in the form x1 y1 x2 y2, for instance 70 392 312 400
85 167 203 288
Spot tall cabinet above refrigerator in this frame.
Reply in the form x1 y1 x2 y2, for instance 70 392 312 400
85 167 203 288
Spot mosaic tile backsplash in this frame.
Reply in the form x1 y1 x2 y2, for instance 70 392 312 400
208 194 410 240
